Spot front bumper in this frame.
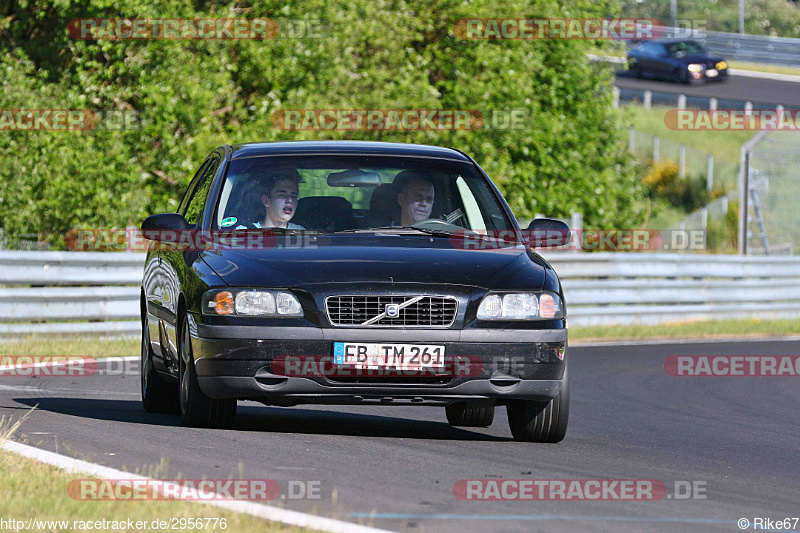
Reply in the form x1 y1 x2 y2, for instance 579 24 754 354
191 322 568 405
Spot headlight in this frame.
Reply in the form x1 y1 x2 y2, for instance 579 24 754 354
203 289 303 317
716 60 727 70
687 63 704 73
477 292 563 320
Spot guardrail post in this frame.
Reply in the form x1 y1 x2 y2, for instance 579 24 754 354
679 145 686 178
653 136 660 163
570 212 583 232
739 145 749 255
628 126 635 152
709 98 718 111
643 90 652 109
677 94 686 110
745 101 753 117
613 87 620 109
706 154 714 191
739 0 745 34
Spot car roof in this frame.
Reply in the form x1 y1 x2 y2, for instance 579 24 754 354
228 140 471 162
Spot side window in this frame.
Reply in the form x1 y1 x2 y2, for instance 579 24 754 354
183 155 221 226
642 42 663 57
178 158 211 215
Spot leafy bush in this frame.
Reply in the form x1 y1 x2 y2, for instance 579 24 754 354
642 160 709 212
706 200 739 252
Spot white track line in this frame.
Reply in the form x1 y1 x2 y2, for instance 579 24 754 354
1 355 389 532
728 68 800 83
571 335 800 347
0 355 139 373
0 440 390 533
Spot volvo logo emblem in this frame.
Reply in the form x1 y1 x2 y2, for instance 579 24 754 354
385 304 400 317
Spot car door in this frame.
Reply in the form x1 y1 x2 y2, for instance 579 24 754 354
637 42 661 76
153 153 220 372
651 43 672 77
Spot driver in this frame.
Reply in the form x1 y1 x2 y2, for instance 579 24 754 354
393 170 435 226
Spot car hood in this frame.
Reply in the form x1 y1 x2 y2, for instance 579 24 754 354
676 54 724 64
199 234 547 290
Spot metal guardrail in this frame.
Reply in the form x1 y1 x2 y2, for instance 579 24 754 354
542 252 800 326
2 251 800 333
0 252 143 335
660 27 800 67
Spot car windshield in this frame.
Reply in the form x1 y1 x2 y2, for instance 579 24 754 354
667 41 706 57
214 155 514 234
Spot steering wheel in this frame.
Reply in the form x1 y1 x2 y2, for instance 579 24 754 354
411 218 464 232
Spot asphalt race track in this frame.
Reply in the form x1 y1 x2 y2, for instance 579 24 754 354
1 339 798 532
615 70 800 108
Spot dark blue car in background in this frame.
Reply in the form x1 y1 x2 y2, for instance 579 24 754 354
627 39 729 84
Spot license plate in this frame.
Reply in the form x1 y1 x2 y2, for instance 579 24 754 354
705 69 718 77
333 342 445 369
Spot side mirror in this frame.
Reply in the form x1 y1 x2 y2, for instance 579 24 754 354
141 213 191 241
525 218 571 247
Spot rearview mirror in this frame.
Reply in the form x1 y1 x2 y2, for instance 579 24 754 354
327 169 382 187
525 218 571 247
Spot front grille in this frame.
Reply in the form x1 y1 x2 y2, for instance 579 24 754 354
326 295 458 327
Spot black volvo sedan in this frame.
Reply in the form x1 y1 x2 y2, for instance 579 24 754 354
140 141 570 442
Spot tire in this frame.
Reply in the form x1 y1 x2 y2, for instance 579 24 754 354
179 314 236 428
446 403 495 427
506 361 569 443
633 64 643 79
141 317 178 413
672 68 686 84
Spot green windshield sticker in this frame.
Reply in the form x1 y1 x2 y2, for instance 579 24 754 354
221 217 238 227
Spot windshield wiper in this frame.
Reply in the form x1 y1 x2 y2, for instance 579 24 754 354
333 226 457 238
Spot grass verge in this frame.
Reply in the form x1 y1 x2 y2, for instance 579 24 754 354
0 337 139 358
623 104 753 164
2 319 798 354
727 60 800 77
0 418 312 533
570 317 800 343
